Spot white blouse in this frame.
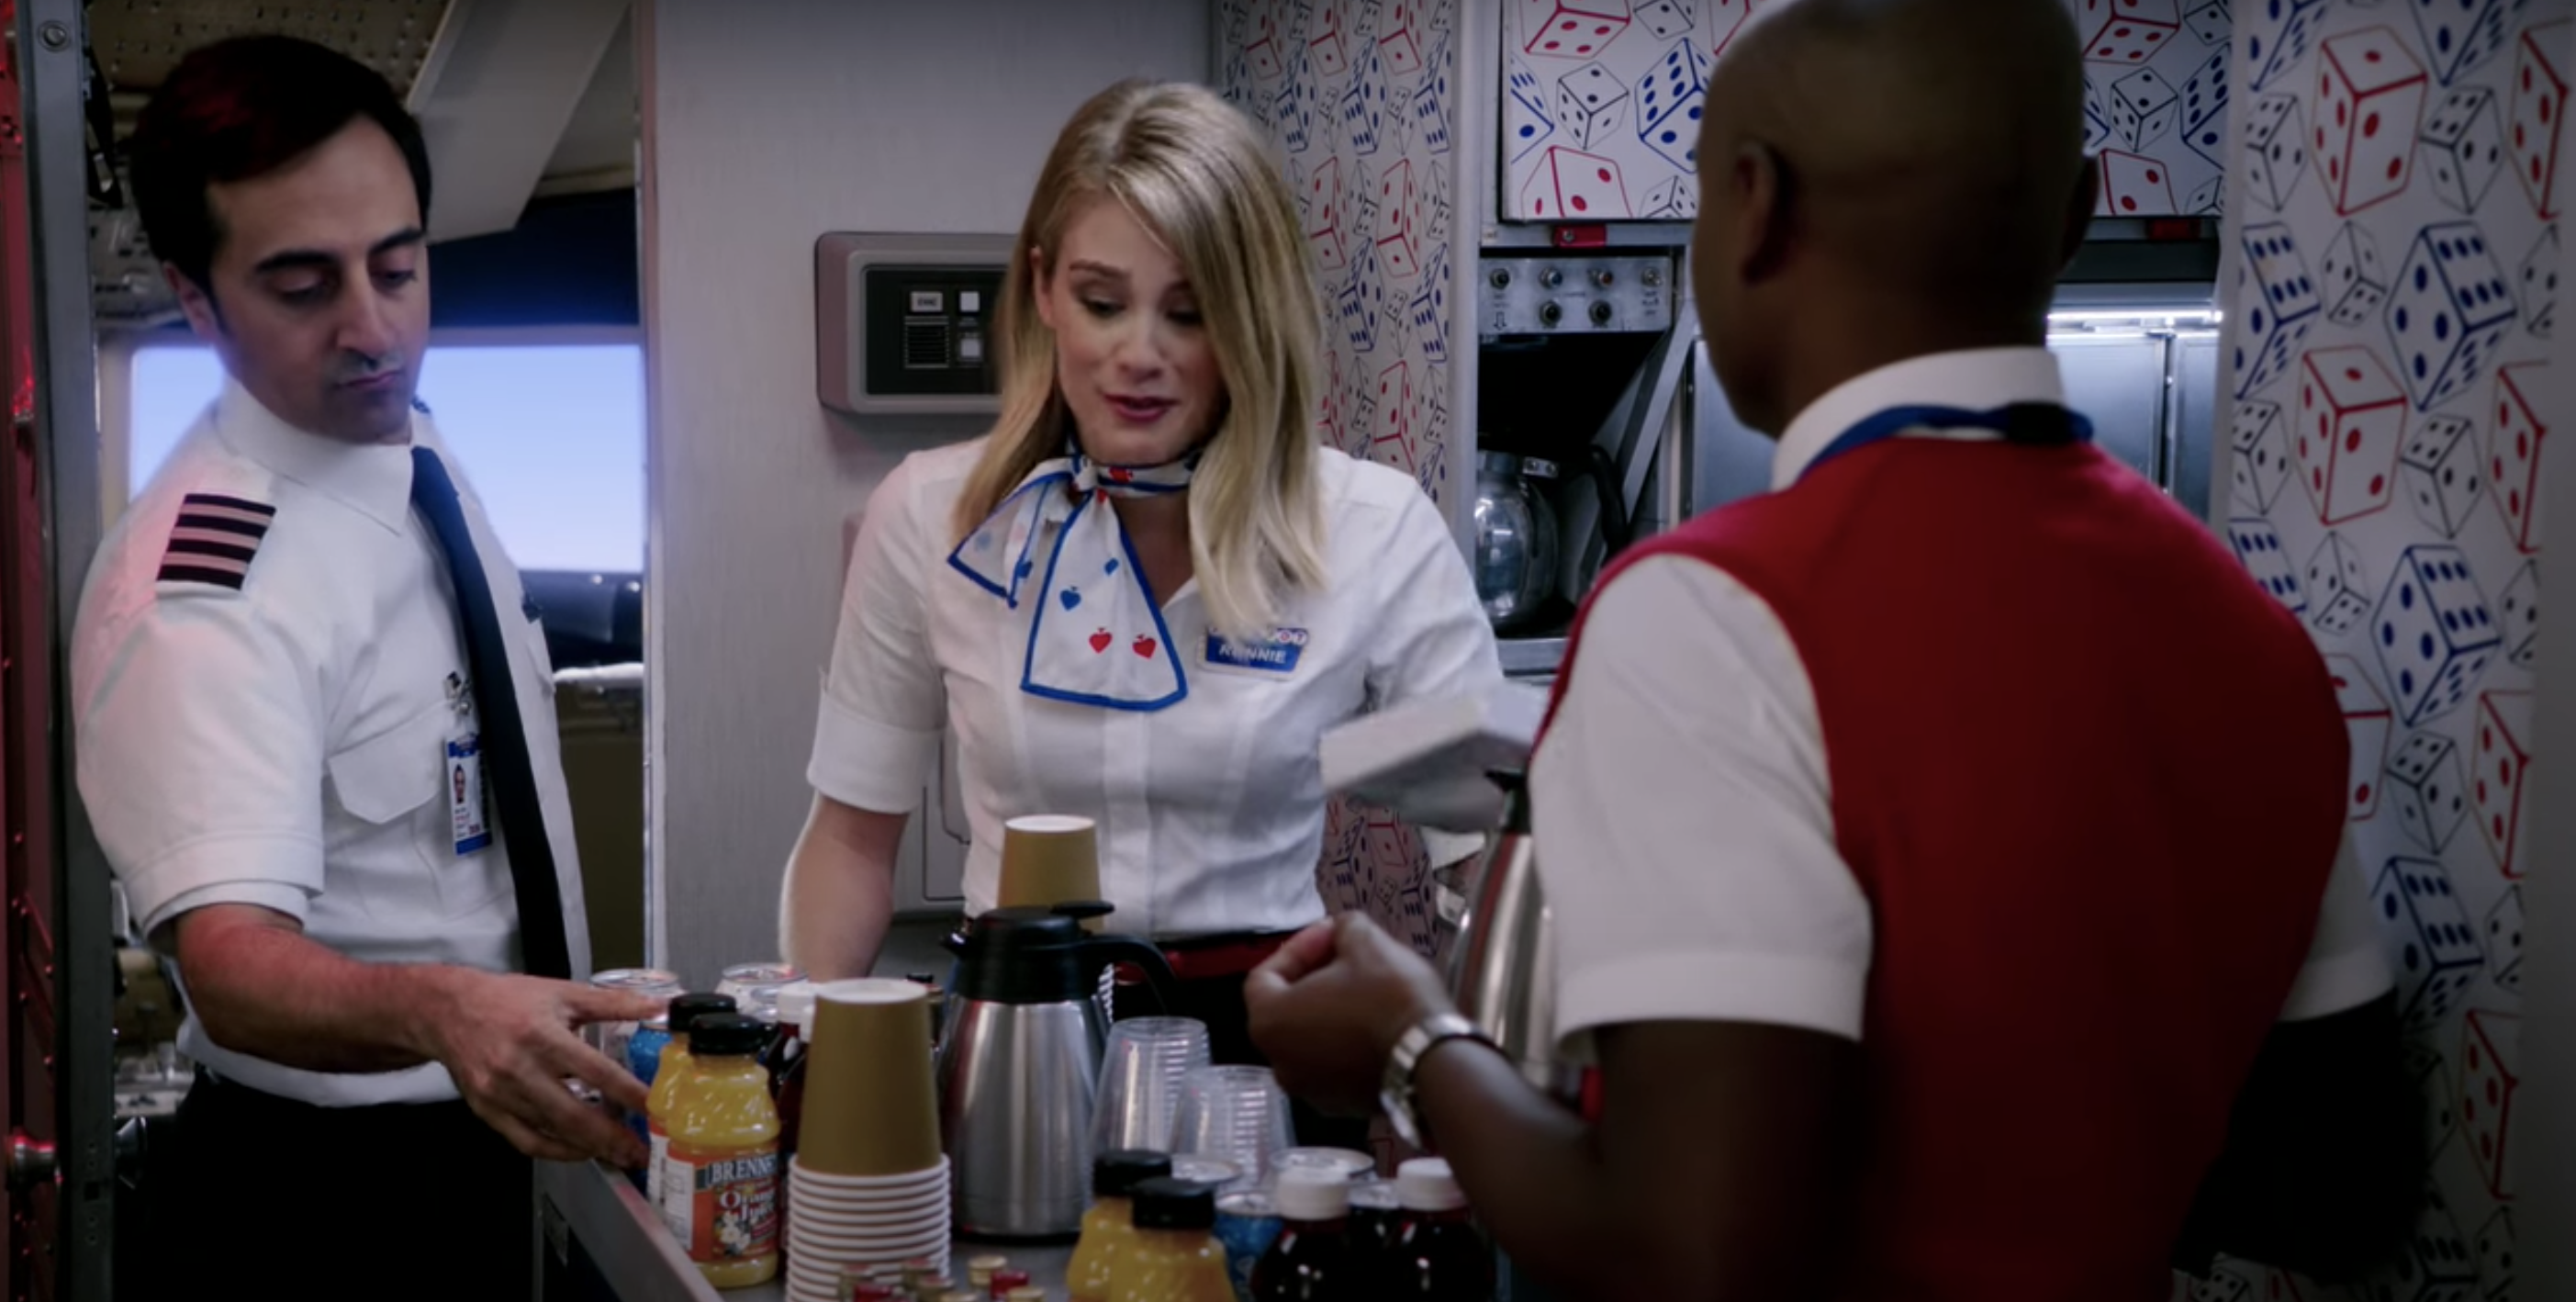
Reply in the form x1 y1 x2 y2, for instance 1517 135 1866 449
810 439 1503 938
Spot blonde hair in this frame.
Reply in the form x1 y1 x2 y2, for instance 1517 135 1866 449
953 79 1327 640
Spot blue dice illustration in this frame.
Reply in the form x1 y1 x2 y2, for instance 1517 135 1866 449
2234 224 2320 399
1633 38 1709 173
2227 518 2304 614
2385 221 2515 411
2370 544 2501 725
2374 856 2482 1031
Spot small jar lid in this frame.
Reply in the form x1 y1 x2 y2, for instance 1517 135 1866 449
1272 1167 1352 1221
1395 1157 1467 1212
1170 1154 1243 1190
1132 1176 1218 1230
1093 1149 1173 1198
688 1014 768 1058
1348 1178 1400 1211
1276 1147 1374 1179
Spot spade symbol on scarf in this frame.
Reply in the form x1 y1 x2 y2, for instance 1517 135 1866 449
1060 587 1082 611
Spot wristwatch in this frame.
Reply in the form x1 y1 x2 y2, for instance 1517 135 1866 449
1379 1011 1492 1150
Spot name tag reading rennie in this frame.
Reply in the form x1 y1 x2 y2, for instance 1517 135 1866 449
1204 627 1309 674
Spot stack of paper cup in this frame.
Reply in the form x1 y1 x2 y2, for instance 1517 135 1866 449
784 978 950 1301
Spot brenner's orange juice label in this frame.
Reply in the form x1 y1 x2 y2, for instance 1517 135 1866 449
663 1140 779 1262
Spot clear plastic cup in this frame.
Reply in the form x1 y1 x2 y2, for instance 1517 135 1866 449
718 961 804 1004
1172 1065 1296 1184
1091 1016 1214 1154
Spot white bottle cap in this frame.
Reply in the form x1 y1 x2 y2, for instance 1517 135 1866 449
1272 1167 1353 1222
1394 1158 1467 1212
770 981 819 1032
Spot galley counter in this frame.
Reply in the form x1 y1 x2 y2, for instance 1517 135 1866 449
536 1157 1072 1302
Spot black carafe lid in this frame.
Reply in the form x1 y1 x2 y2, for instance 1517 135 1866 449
945 902 1177 1005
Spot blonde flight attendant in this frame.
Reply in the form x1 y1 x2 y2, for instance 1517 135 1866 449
782 81 1501 1088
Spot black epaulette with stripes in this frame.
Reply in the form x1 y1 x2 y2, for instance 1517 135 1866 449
156 492 276 591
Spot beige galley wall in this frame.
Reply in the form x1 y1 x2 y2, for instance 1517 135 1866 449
639 0 1210 982
2212 2 2566 1298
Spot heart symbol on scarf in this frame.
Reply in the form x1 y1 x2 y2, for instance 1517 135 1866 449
1132 635 1159 659
1059 587 1082 611
1107 466 1134 483
1090 628 1113 653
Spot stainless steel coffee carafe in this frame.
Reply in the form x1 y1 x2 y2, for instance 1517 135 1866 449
935 902 1175 1240
1444 774 1583 1104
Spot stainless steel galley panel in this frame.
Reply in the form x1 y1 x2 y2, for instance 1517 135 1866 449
1682 328 2222 523
2049 333 2167 483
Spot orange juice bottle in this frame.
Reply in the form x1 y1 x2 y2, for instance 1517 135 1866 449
1070 1150 1173 1302
1111 1178 1237 1302
644 993 737 1207
660 1014 781 1288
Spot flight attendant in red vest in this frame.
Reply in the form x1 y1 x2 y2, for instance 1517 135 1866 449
1247 1 2425 1297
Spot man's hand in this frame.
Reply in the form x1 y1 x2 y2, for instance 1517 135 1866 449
415 969 661 1167
173 905 662 1166
1244 914 1457 1116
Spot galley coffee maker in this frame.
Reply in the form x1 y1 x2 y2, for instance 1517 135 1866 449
1473 249 1688 649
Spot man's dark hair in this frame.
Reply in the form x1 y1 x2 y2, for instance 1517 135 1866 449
128 35 432 293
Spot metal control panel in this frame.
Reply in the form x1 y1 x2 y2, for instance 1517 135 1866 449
1476 254 1675 335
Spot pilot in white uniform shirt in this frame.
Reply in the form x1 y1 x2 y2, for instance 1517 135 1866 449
73 377 588 1106
1529 347 2395 1054
811 437 1501 938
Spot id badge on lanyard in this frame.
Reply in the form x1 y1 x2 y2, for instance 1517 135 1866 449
447 734 492 855
442 672 491 856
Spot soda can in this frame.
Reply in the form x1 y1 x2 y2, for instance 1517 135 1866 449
1213 1189 1281 1302
585 968 680 1068
1172 1154 1247 1193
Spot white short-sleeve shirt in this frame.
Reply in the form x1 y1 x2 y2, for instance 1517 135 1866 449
1530 348 2393 1050
809 440 1502 938
73 381 588 1106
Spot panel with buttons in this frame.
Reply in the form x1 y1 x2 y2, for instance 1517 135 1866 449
816 231 1014 416
1475 254 1676 336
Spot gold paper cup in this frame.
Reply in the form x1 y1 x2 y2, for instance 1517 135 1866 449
996 814 1105 923
797 978 944 1178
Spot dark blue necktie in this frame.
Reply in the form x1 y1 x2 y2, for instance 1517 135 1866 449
409 447 573 980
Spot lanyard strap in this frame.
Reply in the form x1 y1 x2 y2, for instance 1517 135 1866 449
1804 402 2095 480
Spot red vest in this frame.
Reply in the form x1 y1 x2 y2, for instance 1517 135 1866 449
1542 437 2347 1299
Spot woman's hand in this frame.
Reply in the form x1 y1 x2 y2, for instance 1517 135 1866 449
1243 914 1459 1116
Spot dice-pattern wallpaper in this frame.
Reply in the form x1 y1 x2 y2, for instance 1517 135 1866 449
2211 3 2562 1299
1217 0 1463 954
1499 0 1749 223
2069 0 2236 217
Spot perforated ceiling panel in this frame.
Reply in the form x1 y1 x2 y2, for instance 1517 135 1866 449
86 0 454 97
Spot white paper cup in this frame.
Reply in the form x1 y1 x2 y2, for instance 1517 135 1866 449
790 1202 949 1231
786 1226 950 1259
789 1155 948 1191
